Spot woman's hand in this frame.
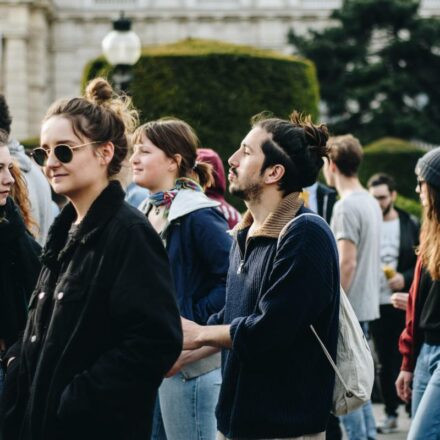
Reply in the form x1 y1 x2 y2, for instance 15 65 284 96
396 370 413 403
391 293 409 311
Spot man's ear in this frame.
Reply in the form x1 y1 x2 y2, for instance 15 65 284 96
96 142 115 165
264 164 285 185
391 190 398 203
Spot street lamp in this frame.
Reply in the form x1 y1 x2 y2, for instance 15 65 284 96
102 13 141 92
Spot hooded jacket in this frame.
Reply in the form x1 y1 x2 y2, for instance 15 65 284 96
140 189 232 377
8 139 55 245
2 181 182 440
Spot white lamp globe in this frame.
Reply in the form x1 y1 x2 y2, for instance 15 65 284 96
102 16 141 66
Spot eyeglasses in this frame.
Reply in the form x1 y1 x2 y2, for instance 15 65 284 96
31 141 102 166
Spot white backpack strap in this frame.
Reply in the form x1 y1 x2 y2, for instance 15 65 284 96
310 325 352 396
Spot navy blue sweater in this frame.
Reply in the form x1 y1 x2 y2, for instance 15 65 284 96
209 207 340 438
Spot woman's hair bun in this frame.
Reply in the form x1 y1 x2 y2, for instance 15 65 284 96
85 77 113 105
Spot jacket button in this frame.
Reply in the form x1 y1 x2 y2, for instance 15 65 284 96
30 335 37 343
57 292 64 300
38 292 45 300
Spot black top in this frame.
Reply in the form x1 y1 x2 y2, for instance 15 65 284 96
419 268 440 344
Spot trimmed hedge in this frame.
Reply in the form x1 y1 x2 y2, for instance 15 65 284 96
83 38 320 166
359 137 426 201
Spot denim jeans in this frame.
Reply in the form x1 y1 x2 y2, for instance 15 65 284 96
408 343 440 440
340 322 376 440
151 368 221 440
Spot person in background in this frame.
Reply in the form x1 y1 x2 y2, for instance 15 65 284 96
324 134 381 440
0 95 55 245
301 181 337 224
367 173 419 434
197 148 241 229
1 78 182 440
131 118 231 440
396 147 440 440
0 130 41 405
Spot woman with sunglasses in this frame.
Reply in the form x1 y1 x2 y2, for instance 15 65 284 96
131 118 232 440
0 131 41 401
396 148 440 439
1 78 182 440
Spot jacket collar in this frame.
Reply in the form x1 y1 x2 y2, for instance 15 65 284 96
41 180 125 266
0 197 27 244
234 192 303 239
139 189 219 222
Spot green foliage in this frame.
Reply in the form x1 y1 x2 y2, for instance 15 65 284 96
396 194 421 218
289 0 440 144
19 137 40 151
359 137 425 200
84 38 320 166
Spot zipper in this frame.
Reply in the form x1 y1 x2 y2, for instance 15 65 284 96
237 237 253 274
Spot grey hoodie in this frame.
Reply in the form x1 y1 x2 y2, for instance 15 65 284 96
9 139 55 245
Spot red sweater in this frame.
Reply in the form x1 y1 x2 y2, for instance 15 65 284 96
399 257 423 372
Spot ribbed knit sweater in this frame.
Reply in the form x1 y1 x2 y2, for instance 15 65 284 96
209 195 340 439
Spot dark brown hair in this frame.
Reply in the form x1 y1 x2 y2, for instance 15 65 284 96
252 111 329 194
327 134 363 177
132 117 213 188
44 78 138 177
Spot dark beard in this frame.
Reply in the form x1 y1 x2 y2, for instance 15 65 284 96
230 182 263 202
383 202 393 216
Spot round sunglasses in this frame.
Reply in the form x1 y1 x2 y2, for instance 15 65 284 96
31 141 103 166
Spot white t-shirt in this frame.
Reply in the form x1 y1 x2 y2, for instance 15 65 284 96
379 218 400 305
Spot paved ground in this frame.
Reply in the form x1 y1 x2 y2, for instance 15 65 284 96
374 404 410 440
341 404 410 439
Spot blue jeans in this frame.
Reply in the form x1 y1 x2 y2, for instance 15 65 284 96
340 322 376 440
151 368 221 440
340 402 376 440
408 343 440 440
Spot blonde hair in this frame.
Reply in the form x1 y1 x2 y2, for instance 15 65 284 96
417 183 440 280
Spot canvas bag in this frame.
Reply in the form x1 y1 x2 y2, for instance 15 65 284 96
278 213 375 416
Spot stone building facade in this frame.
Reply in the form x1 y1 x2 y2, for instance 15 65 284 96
0 0 439 139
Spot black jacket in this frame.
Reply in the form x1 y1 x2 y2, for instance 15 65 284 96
396 207 420 291
0 198 41 350
2 182 182 440
317 183 337 224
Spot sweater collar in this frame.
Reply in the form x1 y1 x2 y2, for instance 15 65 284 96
234 192 303 239
41 180 125 266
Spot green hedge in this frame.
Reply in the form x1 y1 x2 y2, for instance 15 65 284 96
359 137 426 201
84 38 320 165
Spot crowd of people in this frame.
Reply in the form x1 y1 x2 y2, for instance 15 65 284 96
0 77 439 440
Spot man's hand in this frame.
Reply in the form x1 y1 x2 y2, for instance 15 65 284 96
396 371 413 403
390 292 409 311
389 272 405 291
181 317 232 350
181 317 204 350
165 350 192 378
